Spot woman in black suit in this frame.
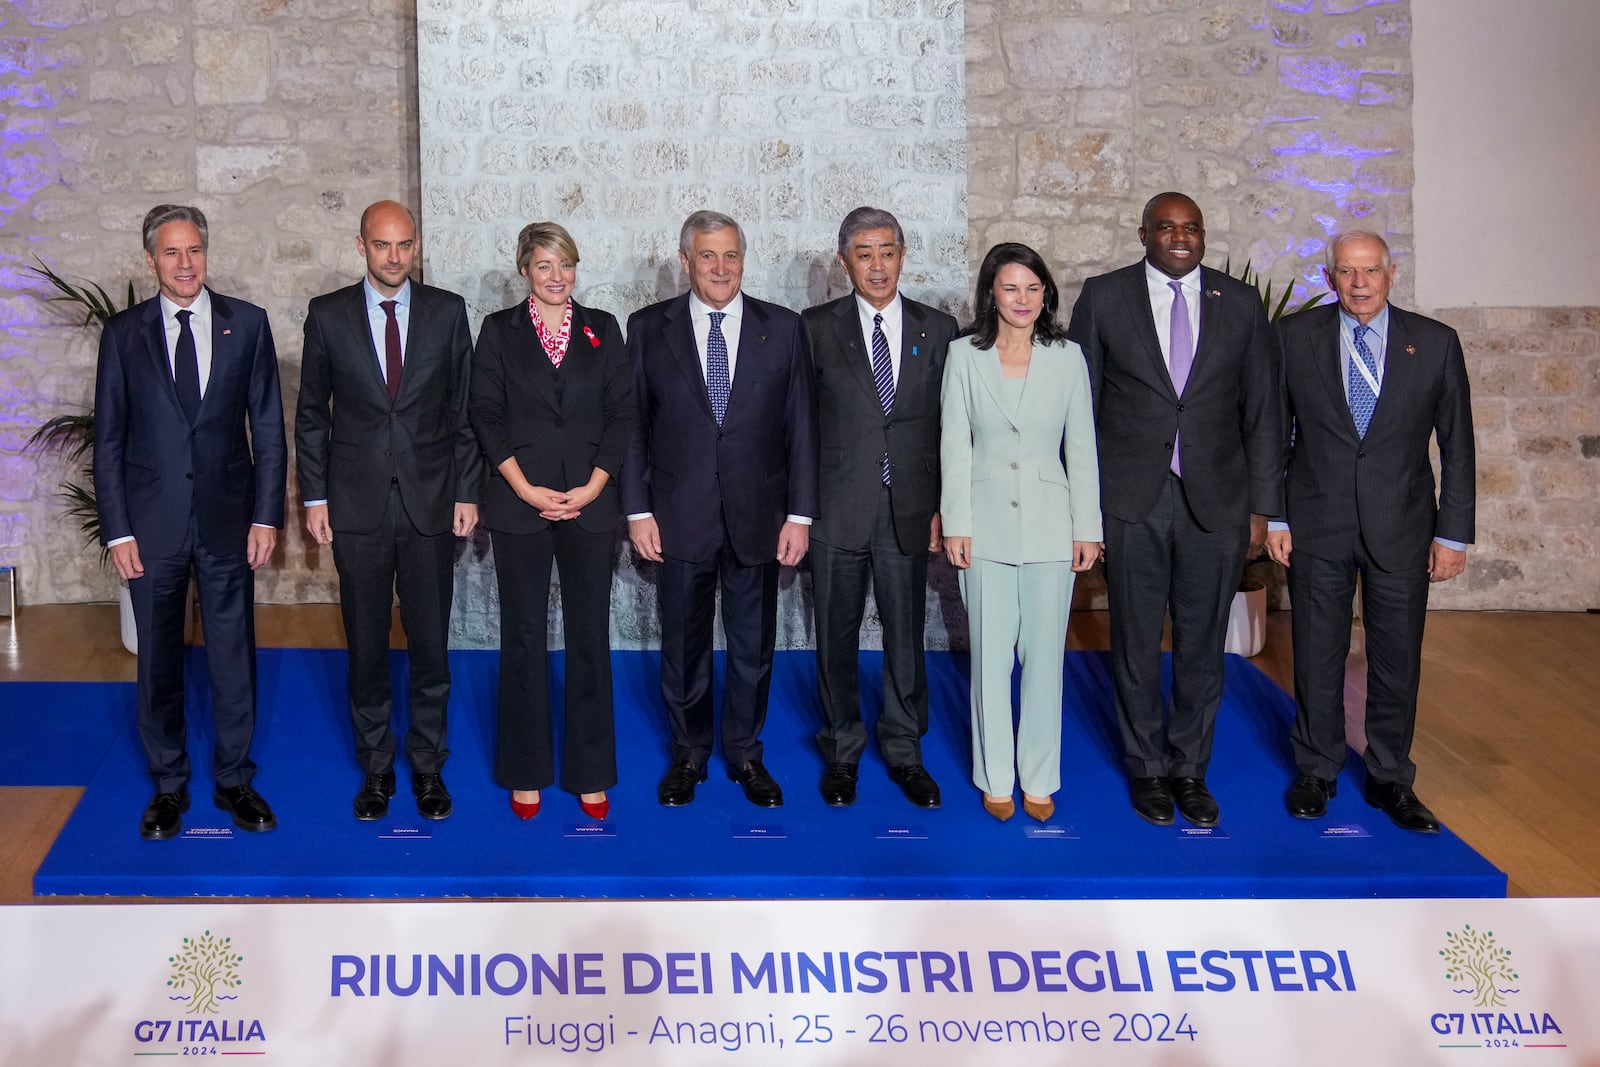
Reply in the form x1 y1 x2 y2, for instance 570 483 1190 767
470 222 632 821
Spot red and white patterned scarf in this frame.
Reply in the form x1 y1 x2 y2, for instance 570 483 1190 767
528 298 572 368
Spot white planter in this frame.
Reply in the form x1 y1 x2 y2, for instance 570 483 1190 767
1224 579 1268 657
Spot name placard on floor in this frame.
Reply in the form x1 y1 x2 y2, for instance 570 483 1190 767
2 898 1593 1064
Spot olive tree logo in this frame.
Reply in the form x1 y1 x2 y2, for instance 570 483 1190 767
1441 924 1519 1007
166 931 243 1015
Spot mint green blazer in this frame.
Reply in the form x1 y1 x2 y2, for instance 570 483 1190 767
940 335 1102 564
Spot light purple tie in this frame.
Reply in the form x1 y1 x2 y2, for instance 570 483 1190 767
1168 279 1194 475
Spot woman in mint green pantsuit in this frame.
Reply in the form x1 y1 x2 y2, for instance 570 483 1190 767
941 243 1102 824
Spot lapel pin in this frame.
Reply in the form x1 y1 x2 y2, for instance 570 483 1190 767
1206 289 1221 298
582 325 599 348
222 329 232 335
1405 344 1416 355
911 346 919 357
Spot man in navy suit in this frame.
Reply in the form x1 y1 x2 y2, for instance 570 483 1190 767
1067 192 1283 828
295 200 483 823
94 204 287 840
1268 229 1474 833
622 210 819 808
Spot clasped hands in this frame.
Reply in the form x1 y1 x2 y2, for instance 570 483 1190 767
518 481 599 523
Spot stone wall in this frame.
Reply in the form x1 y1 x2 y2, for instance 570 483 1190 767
3 0 1596 622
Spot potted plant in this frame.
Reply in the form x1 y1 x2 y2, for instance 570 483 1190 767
23 259 148 652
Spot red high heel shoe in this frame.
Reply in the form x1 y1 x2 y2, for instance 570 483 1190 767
579 796 610 821
509 793 541 820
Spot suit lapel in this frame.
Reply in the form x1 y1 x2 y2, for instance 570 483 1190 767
138 299 185 419
1117 267 1174 397
726 297 767 421
201 291 238 419
1306 305 1355 438
971 341 1018 431
560 303 604 413
1374 308 1413 433
1190 267 1224 392
344 284 390 399
663 295 715 423
831 296 881 410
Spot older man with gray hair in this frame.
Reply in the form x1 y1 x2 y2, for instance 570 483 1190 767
801 206 958 809
622 210 819 808
1267 228 1475 833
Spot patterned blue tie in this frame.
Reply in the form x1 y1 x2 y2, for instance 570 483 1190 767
870 312 895 485
706 310 730 425
1349 323 1379 438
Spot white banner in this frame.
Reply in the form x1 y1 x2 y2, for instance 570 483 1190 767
2 898 1594 1064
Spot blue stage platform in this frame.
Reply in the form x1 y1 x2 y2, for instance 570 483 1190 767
18 648 1505 899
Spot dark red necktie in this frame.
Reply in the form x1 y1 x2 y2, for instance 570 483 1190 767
381 299 402 400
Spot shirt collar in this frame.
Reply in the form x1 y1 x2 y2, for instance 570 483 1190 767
1339 303 1390 340
158 286 211 323
363 277 411 310
854 291 901 324
1144 261 1201 290
689 290 742 323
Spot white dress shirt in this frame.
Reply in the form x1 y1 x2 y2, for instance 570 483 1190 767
1144 260 1201 373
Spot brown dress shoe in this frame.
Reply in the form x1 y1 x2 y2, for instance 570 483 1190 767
982 795 1015 821
1022 796 1055 823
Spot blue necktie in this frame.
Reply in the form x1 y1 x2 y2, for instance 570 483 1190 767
174 309 201 423
1349 323 1379 438
870 312 895 485
706 310 730 425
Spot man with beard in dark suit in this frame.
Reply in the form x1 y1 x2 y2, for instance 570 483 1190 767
296 200 483 822
622 209 819 809
1067 192 1283 828
802 206 957 809
1268 229 1474 833
94 203 287 839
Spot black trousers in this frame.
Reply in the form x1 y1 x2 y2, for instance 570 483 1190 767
810 484 929 767
129 514 258 793
1287 540 1431 787
657 520 778 768
490 524 618 794
1104 472 1249 779
332 484 454 776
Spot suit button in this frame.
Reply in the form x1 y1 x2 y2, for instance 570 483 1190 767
1010 501 1018 508
186 473 194 480
1010 462 1018 470
1012 427 1019 435
1357 450 1366 459
555 419 564 428
1177 404 1186 412
1164 442 1173 451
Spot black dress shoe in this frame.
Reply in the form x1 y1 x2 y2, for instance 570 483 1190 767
888 763 942 809
214 784 277 833
1129 776 1175 825
353 771 397 821
657 760 708 806
819 762 858 807
413 772 453 821
1171 777 1219 827
729 758 784 808
1364 779 1439 834
140 790 190 840
1287 774 1337 819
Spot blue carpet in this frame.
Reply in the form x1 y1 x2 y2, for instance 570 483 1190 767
30 648 1505 899
0 681 127 785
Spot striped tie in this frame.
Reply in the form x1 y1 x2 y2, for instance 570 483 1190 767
870 313 895 485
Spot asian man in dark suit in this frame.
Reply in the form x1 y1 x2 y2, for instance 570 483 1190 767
622 209 819 808
1267 229 1474 833
94 203 287 839
1067 192 1283 828
802 206 957 809
295 200 484 822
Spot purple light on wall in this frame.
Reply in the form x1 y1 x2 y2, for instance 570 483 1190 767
1278 55 1361 102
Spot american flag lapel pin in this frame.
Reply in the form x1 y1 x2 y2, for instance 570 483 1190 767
222 329 232 335
1405 344 1416 355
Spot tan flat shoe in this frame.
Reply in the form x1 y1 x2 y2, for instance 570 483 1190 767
982 795 1015 821
1022 796 1055 823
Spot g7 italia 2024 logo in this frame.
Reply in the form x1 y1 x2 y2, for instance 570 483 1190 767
132 930 269 1051
1429 924 1564 1051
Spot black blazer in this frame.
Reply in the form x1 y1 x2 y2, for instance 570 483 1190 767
803 293 956 554
619 291 819 567
94 290 286 557
295 281 483 535
1276 302 1475 571
1068 262 1284 530
469 300 632 535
